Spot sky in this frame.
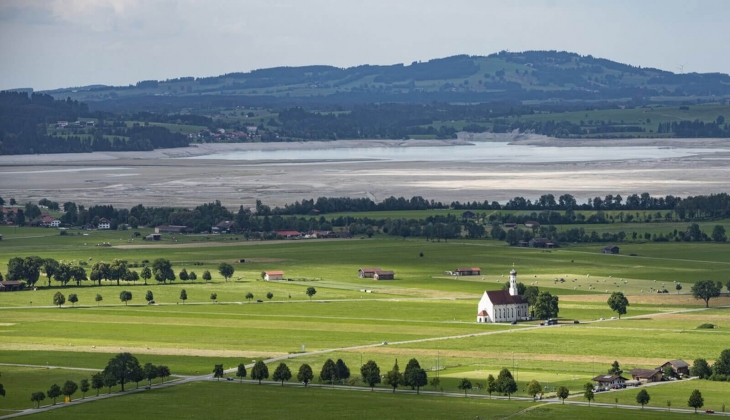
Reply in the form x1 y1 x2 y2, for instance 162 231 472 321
0 0 728 91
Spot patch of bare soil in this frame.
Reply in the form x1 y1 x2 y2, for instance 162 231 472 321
375 288 479 299
0 342 285 359
113 238 346 249
562 294 730 306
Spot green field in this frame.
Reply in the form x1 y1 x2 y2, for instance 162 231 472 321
2 226 730 418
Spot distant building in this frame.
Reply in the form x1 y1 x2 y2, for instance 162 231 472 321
529 238 554 248
659 360 690 377
145 234 162 241
461 211 476 219
373 271 395 280
275 230 301 239
503 223 517 228
602 245 620 254
476 268 529 323
524 221 540 229
358 268 382 278
629 368 663 383
264 271 284 281
98 218 111 230
155 225 188 234
212 221 234 234
592 374 627 388
0 281 25 292
455 267 481 276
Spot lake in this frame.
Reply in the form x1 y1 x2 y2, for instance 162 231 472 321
185 142 722 164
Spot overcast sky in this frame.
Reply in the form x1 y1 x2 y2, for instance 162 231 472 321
0 0 728 91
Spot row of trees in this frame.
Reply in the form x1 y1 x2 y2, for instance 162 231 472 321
691 349 730 381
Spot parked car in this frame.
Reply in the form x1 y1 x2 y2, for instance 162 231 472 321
705 410 715 414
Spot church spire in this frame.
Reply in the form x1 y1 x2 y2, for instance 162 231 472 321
509 266 518 296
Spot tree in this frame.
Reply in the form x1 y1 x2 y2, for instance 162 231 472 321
583 382 594 406
636 389 650 409
273 363 292 385
335 359 350 384
218 263 234 282
429 377 441 390
360 360 381 390
90 261 110 286
663 365 675 379
690 358 712 379
486 374 496 399
713 349 730 376
47 384 61 405
95 294 103 305
523 285 540 312
53 292 65 307
152 258 175 284
91 373 104 396
712 225 727 242
688 389 704 413
458 378 473 397
306 287 317 300
251 361 269 384
526 380 542 400
103 373 117 394
42 258 60 287
202 270 212 281
245 292 254 302
189 271 197 281
297 364 314 387
140 267 152 285
210 293 217 301
143 363 158 386
145 290 154 304
119 290 132 305
557 385 569 404
236 364 247 382
403 358 422 389
667 399 671 411
7 256 42 287
319 359 337 385
68 294 78 307
607 292 629 319
266 292 274 300
533 291 559 319
178 268 189 281
691 280 722 308
496 368 517 400
79 378 89 399
213 364 224 381
157 366 170 383
61 380 78 401
103 352 142 392
676 283 682 294
180 289 187 304
384 360 404 393
30 391 45 408
109 259 130 286
608 360 623 376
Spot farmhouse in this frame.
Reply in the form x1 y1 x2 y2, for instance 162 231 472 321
0 281 25 292
455 267 481 276
275 230 301 239
264 271 284 281
358 268 382 278
529 238 554 248
461 211 476 219
145 233 162 241
373 271 395 280
629 368 663 383
476 268 529 323
155 225 188 234
98 218 111 230
602 245 620 254
660 359 690 377
592 374 627 388
524 221 540 229
503 222 517 228
212 220 234 233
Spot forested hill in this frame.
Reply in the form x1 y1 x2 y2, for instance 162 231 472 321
39 50 730 111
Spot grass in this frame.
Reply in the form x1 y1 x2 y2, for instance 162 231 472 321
593 380 730 412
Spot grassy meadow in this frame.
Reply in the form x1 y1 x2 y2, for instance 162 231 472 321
1 224 730 417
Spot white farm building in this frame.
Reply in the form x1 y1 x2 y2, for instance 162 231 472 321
476 268 529 323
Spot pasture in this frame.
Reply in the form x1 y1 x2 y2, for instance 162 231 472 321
1 226 729 417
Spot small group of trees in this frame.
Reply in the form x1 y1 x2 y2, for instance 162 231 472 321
29 378 90 408
691 348 730 381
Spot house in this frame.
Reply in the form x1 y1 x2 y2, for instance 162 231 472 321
145 234 162 241
660 360 690 377
461 211 476 219
517 241 530 247
212 220 234 233
592 374 627 388
358 268 382 278
476 268 530 323
98 218 111 230
311 230 337 239
275 230 301 239
373 271 395 280
41 216 60 227
629 368 663 383
455 267 481 276
524 221 540 229
264 271 284 281
155 225 188 234
602 245 620 254
0 281 25 292
57 120 68 128
529 238 554 248
503 222 517 228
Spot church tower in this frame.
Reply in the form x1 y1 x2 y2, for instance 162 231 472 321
509 268 518 296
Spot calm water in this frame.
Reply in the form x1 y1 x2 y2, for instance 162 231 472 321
186 142 721 163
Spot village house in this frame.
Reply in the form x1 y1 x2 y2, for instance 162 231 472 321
602 245 620 254
98 218 111 230
264 271 284 281
358 268 382 278
529 238 554 248
461 210 476 219
592 374 627 388
524 221 540 229
212 220 234 234
659 360 690 377
145 234 162 241
275 230 302 239
155 225 188 234
373 270 395 280
0 281 25 292
476 268 530 323
629 368 663 383
455 267 481 276
503 222 517 228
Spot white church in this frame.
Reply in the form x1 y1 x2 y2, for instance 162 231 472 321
476 268 530 323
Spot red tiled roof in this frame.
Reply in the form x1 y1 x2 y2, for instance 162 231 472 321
275 230 301 236
485 290 524 305
477 310 487 316
265 271 284 275
456 267 481 272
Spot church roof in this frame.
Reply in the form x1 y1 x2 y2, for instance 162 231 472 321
485 290 524 305
477 310 488 316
